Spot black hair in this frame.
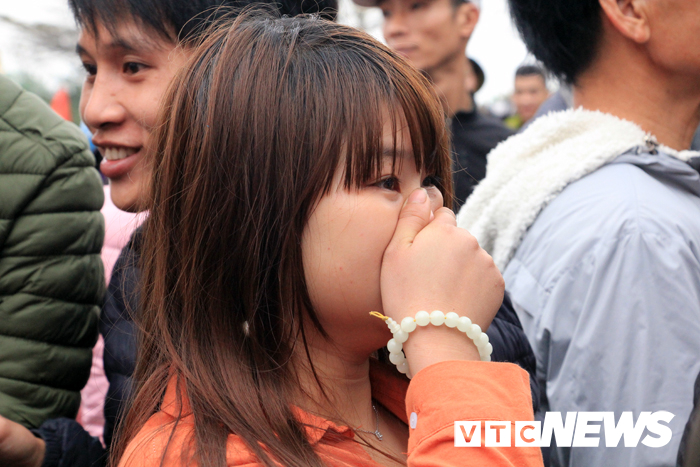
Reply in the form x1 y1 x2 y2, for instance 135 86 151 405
508 0 602 85
68 0 338 43
515 65 546 80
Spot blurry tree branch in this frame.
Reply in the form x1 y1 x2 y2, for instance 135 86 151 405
0 15 77 55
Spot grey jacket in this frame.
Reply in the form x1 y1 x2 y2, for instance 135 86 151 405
504 150 700 467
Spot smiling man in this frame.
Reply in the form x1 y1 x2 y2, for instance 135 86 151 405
0 1 338 467
355 0 513 209
75 20 190 212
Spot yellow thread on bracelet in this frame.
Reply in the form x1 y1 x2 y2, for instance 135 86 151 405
369 311 388 321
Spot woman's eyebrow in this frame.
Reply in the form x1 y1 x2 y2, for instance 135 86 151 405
382 147 411 159
381 147 411 174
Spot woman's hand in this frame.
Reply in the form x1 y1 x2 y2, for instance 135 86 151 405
0 415 45 467
380 188 504 375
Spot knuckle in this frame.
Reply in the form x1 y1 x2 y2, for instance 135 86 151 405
455 229 480 250
435 206 455 218
402 204 428 218
403 215 428 231
435 222 453 234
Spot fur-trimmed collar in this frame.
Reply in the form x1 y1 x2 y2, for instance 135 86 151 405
456 108 699 271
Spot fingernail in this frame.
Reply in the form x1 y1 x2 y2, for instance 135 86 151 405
408 188 427 204
430 210 435 221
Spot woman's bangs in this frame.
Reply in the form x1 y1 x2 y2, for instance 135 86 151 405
340 81 449 197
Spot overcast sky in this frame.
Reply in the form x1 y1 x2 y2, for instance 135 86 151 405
0 0 530 104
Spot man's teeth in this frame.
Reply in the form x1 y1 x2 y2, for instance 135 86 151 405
102 147 138 161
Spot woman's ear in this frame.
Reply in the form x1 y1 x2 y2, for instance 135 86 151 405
456 2 479 42
599 0 651 43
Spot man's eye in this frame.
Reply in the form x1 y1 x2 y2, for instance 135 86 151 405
123 62 146 74
375 176 400 191
82 62 97 76
380 8 391 18
410 2 425 10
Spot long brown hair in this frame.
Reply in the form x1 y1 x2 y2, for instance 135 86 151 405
116 9 451 467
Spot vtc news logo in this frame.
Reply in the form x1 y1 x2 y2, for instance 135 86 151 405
455 412 674 448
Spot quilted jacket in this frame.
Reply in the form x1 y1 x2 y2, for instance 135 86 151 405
0 74 104 428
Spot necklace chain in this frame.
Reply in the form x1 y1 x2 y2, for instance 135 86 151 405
354 404 383 441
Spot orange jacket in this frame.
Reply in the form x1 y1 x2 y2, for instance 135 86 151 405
119 361 543 466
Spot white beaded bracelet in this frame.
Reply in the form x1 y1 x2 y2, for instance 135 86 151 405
370 310 493 379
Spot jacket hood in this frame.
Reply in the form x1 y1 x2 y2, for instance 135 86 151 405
456 108 700 271
614 151 700 199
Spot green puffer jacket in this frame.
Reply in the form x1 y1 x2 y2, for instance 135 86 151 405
0 75 104 429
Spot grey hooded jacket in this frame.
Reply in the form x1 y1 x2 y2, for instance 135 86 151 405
504 150 700 467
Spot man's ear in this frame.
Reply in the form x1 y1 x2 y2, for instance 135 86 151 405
599 0 650 43
455 2 479 41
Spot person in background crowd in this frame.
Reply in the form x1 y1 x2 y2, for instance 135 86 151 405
357 0 513 209
0 73 104 458
0 1 337 467
458 0 700 466
112 12 541 467
504 65 549 130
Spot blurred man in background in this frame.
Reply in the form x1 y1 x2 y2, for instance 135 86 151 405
504 64 549 130
357 0 513 209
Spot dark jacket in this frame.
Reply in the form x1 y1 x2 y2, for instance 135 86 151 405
35 228 142 467
35 228 540 466
489 293 539 414
0 75 104 429
450 109 514 211
101 227 141 449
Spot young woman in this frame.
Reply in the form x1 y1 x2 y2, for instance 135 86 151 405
116 11 542 467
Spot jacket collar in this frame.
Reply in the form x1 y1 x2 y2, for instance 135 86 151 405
457 108 700 271
160 359 409 446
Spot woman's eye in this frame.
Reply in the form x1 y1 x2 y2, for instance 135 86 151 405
422 175 440 188
375 176 400 191
123 62 146 75
410 2 425 10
